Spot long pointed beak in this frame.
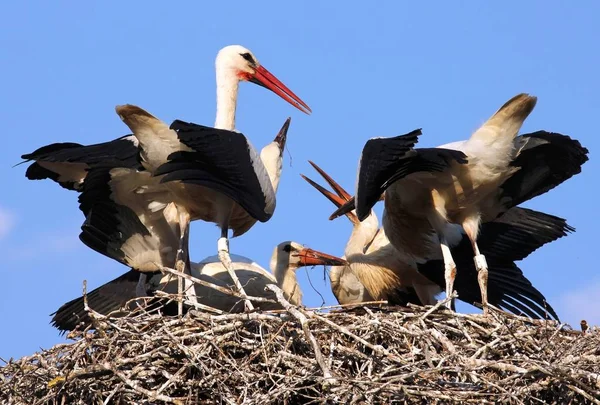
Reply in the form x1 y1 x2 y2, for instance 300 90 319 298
301 174 359 225
329 197 356 221
274 117 291 152
308 161 352 201
297 248 347 267
250 65 312 115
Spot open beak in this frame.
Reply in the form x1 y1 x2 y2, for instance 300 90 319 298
297 248 347 267
301 160 358 224
301 174 359 225
308 161 352 201
274 117 291 153
329 197 356 221
329 193 384 221
250 65 312 115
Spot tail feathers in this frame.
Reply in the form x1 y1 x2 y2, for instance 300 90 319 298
417 236 558 320
470 93 537 144
50 270 166 333
500 131 589 208
479 207 574 262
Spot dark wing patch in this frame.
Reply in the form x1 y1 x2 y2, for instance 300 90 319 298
21 135 141 168
356 132 467 221
155 120 273 222
20 135 142 190
478 207 574 262
79 201 153 267
498 131 588 210
354 130 422 220
24 162 80 190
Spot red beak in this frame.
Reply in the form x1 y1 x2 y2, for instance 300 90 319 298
297 248 347 267
250 65 312 115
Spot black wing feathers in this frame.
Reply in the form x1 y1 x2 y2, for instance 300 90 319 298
155 120 271 222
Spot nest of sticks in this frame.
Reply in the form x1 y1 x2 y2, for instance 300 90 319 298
1 286 599 405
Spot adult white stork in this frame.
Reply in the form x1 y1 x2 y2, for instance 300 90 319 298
330 94 588 313
20 44 310 309
49 241 346 333
306 161 573 319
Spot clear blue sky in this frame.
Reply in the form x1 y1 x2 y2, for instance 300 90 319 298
1 2 598 361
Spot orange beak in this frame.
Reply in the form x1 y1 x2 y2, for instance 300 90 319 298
250 65 312 114
297 248 347 267
301 161 359 224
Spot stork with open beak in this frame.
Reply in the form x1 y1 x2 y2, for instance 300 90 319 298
307 161 574 319
330 93 587 313
50 242 346 333
302 161 440 306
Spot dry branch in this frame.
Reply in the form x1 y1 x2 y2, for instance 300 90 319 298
1 300 599 404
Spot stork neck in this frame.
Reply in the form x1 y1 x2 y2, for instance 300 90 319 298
260 143 283 192
272 262 302 305
214 68 239 130
344 213 379 258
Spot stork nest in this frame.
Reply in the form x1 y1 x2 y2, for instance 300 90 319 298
1 288 599 404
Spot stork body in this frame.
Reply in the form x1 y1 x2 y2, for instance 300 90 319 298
307 162 571 319
21 45 310 312
331 94 588 313
50 242 346 333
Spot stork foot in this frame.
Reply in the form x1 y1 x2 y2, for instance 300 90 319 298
474 254 489 316
217 237 255 311
444 262 457 310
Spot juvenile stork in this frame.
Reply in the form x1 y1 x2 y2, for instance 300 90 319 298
330 93 588 313
306 161 572 319
50 241 346 333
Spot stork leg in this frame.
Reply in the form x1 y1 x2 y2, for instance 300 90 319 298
463 217 489 315
175 208 197 316
135 273 148 297
217 202 255 311
440 237 457 310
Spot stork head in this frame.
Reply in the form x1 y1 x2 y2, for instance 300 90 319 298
271 241 347 272
216 45 311 114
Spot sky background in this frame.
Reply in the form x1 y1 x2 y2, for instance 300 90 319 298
1 2 598 361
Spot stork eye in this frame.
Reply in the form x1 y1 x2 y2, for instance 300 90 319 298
282 244 293 253
240 52 256 65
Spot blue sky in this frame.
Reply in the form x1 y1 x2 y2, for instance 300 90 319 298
1 2 598 360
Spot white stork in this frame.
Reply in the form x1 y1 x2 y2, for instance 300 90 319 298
330 93 588 313
49 241 346 333
20 44 310 310
306 161 574 319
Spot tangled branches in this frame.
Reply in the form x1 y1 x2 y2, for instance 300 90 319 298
1 289 599 404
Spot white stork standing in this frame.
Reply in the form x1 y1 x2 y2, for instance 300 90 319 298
49 241 346 333
330 93 588 313
20 44 310 310
307 161 574 319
